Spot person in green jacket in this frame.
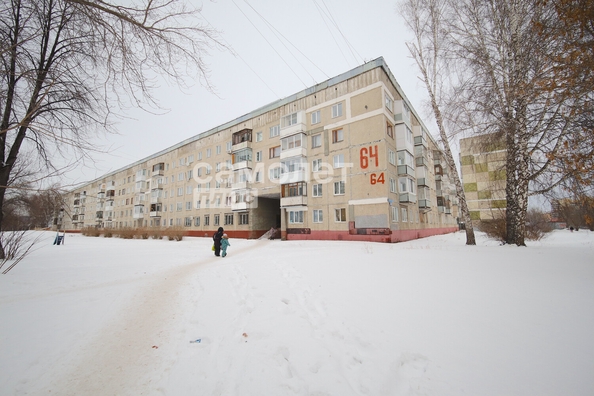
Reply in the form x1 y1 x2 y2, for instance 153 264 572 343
221 234 231 257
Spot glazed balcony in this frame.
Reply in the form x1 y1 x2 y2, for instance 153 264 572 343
399 193 417 204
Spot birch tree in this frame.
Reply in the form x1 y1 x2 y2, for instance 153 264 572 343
0 0 222 258
400 0 476 245
449 0 571 246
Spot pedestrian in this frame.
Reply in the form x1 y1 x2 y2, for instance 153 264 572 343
221 233 231 257
213 227 224 256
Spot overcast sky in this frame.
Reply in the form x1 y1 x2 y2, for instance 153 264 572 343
67 0 434 186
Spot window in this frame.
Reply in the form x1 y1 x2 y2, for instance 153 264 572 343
269 146 280 158
224 213 234 225
311 110 321 124
385 95 393 112
391 206 399 222
388 150 396 165
312 134 322 148
185 217 192 227
204 215 210 226
186 201 192 210
335 208 346 222
226 141 232 152
401 207 408 222
255 171 262 182
270 125 280 138
333 154 344 168
178 172 184 181
289 210 304 223
387 123 394 138
177 187 183 196
196 200 201 209
206 148 211 158
176 202 182 211
216 145 221 155
188 155 194 164
198 152 202 161
186 185 193 195
332 102 343 118
390 178 397 193
170 218 174 226
332 128 343 143
214 214 220 226
269 166 281 180
194 217 201 226
313 209 323 223
239 212 249 225
334 181 345 195
256 131 263 142
281 113 297 128
312 184 322 197
312 158 322 172
406 126 413 144
256 151 262 162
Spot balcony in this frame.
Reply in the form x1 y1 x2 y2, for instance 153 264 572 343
397 165 415 177
133 205 144 219
150 211 161 218
232 180 250 190
97 192 106 200
445 208 452 215
150 188 163 203
233 159 252 171
95 211 103 220
73 199 80 207
231 201 252 211
232 129 252 151
105 202 115 211
279 169 307 184
418 199 431 209
417 178 429 187
414 135 428 147
438 206 445 213
280 111 306 138
393 100 412 128
399 193 417 204
281 195 307 207
415 157 428 167
152 162 165 177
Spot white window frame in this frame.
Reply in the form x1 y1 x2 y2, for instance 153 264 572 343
334 181 345 195
313 209 323 223
311 110 321 125
332 102 343 118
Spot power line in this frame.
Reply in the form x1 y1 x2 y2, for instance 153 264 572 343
313 0 364 65
311 0 352 67
231 0 309 89
242 0 330 81
200 13 282 99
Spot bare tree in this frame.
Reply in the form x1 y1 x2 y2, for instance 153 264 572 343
0 0 222 258
400 0 476 245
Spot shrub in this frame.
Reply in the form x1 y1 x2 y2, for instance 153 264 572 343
137 227 150 240
117 227 137 239
103 228 114 238
82 226 100 237
150 228 164 240
479 217 507 242
163 226 185 241
479 209 553 242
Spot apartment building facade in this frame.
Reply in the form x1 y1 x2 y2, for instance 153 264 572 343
63 57 459 242
460 134 507 221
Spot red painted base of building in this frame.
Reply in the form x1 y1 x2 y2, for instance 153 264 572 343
286 227 459 243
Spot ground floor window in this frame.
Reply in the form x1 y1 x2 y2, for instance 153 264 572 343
239 213 249 225
224 213 234 225
313 209 323 223
185 217 192 227
194 217 200 226
289 210 304 224
204 215 210 226
335 208 346 222
391 206 399 222
214 214 220 226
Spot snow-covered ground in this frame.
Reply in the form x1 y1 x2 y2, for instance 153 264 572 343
0 230 593 396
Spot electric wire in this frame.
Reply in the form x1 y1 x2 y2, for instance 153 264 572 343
242 0 331 81
311 0 352 67
200 13 282 99
231 0 309 89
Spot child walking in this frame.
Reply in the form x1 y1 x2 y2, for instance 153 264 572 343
221 234 231 257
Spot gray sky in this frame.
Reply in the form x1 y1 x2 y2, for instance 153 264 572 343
67 0 433 186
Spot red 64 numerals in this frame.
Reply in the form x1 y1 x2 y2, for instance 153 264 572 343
360 145 384 185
